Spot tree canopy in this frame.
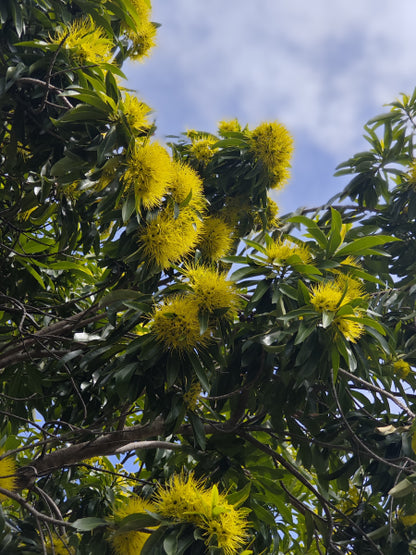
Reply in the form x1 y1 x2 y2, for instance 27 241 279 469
2 1 416 554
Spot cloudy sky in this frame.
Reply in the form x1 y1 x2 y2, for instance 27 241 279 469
126 1 416 213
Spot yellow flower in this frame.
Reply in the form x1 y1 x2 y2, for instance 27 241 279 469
123 141 172 210
190 137 218 165
128 19 157 61
154 474 249 555
393 359 411 379
202 507 249 555
183 265 240 320
265 239 311 266
334 317 364 343
170 160 207 212
53 17 113 66
401 513 416 527
0 450 16 502
139 208 201 268
198 217 234 261
129 0 152 20
183 382 202 411
111 496 158 555
120 93 151 135
218 119 241 136
122 0 157 61
250 121 294 189
309 281 346 312
45 534 75 555
151 296 208 353
334 274 365 300
154 473 210 524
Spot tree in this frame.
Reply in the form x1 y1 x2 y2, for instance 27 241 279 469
1 1 416 553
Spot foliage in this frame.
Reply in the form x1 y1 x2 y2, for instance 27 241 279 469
2 1 416 554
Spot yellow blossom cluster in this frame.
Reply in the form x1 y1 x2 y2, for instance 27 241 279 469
393 359 411 379
151 265 240 353
249 121 294 189
110 496 159 555
124 0 157 61
265 238 311 266
183 381 202 411
151 295 207 353
154 473 249 555
52 17 113 66
309 277 366 343
45 534 75 555
123 141 173 211
120 93 151 135
218 118 242 136
139 208 202 268
183 264 240 320
0 450 16 502
170 160 207 212
198 216 234 261
186 132 219 165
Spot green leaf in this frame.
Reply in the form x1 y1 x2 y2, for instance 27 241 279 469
327 207 343 256
117 512 160 532
335 235 400 257
227 482 251 507
388 478 415 498
73 517 108 531
288 215 328 249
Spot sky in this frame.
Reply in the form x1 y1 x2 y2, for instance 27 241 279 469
125 1 416 214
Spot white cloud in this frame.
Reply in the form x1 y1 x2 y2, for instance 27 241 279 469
127 0 416 160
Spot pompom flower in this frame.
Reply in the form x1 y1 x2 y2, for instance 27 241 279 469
154 473 249 555
151 296 208 353
170 160 207 212
139 208 201 268
120 93 151 135
218 119 241 136
309 281 346 313
265 239 310 266
183 265 240 320
393 359 411 379
123 0 157 61
250 121 294 188
190 137 218 165
334 317 364 343
110 496 158 555
198 217 234 261
310 279 367 342
53 17 113 66
0 450 16 502
123 141 172 210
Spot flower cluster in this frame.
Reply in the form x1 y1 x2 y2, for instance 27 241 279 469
154 473 249 555
249 121 294 188
183 265 240 321
309 277 366 343
110 496 159 555
265 238 311 266
123 0 157 60
393 359 411 379
45 533 75 555
123 141 173 210
151 264 240 353
52 17 113 66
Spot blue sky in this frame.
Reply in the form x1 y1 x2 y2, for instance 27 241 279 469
125 1 416 213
